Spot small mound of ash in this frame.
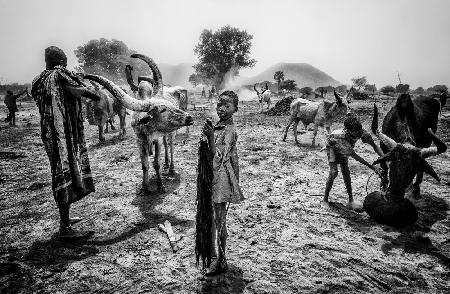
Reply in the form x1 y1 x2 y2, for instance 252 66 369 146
265 96 296 116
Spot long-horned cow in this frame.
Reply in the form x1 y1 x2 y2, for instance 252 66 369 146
282 89 352 146
380 93 442 197
84 54 193 193
254 83 272 112
83 82 127 142
364 104 447 228
125 61 190 171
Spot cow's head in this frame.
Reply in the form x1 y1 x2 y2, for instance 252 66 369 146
83 54 193 133
329 87 352 117
371 104 446 198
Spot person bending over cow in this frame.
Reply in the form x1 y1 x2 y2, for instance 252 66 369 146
4 89 27 125
31 46 101 240
202 90 244 276
323 113 384 211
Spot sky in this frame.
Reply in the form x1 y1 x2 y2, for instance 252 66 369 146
0 0 449 88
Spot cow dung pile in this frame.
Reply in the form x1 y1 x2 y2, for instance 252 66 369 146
265 96 296 116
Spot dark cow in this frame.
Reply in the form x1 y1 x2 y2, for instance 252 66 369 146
363 104 447 228
381 93 442 197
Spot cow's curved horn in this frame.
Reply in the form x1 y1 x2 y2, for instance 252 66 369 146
420 128 447 158
131 54 162 95
334 90 343 105
125 65 138 92
84 74 154 112
422 160 440 182
378 133 398 151
373 152 392 165
253 84 260 95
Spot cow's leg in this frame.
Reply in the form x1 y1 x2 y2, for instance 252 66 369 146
163 136 170 169
311 124 319 147
109 118 116 130
282 116 294 141
169 133 175 175
153 141 166 193
138 137 150 192
118 115 125 138
98 124 105 142
293 120 300 144
412 171 423 198
105 119 109 133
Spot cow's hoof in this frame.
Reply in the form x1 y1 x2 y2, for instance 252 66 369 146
168 168 175 176
163 164 170 170
363 192 418 228
100 137 106 143
111 126 116 130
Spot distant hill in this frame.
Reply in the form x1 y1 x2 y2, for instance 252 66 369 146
241 62 342 89
159 63 194 88
156 62 341 90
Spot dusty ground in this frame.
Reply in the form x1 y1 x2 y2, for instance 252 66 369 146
1 95 449 294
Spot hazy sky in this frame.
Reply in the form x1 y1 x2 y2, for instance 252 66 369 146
1 0 449 88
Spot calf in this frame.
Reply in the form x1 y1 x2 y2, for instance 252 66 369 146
282 89 351 146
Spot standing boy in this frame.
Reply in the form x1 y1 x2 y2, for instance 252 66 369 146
202 90 244 276
323 113 383 210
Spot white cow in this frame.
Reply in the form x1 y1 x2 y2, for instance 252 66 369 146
254 83 272 112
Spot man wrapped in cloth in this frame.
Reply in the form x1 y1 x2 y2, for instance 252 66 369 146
31 46 101 239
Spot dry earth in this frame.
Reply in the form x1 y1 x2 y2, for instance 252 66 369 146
1 95 449 294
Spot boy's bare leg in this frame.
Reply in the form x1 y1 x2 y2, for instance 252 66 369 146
323 163 338 204
206 202 228 276
341 159 363 211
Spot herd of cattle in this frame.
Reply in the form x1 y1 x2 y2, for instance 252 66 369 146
35 53 448 228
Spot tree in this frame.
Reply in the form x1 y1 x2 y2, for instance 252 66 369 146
192 25 257 89
431 84 448 93
299 86 312 95
380 85 395 95
414 87 425 94
74 38 149 85
335 85 348 94
351 76 367 90
315 86 327 97
395 83 410 93
364 84 377 94
279 80 297 91
274 71 285 92
188 73 202 87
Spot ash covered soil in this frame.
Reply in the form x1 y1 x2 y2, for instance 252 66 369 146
1 96 450 294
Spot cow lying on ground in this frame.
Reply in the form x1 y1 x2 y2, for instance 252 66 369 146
254 83 272 112
83 82 127 142
381 93 442 197
85 54 193 193
282 89 352 146
126 61 190 171
364 104 447 227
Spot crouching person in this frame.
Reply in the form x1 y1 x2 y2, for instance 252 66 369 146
201 90 244 276
31 46 101 240
323 113 383 211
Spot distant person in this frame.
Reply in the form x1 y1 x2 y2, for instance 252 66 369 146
201 87 206 97
208 89 213 103
31 46 101 240
4 89 27 126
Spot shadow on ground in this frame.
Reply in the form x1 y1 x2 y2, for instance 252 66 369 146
198 264 245 294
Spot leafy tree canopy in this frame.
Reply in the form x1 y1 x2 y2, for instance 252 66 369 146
395 83 410 93
192 25 256 89
279 79 297 91
74 38 149 85
380 85 395 95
